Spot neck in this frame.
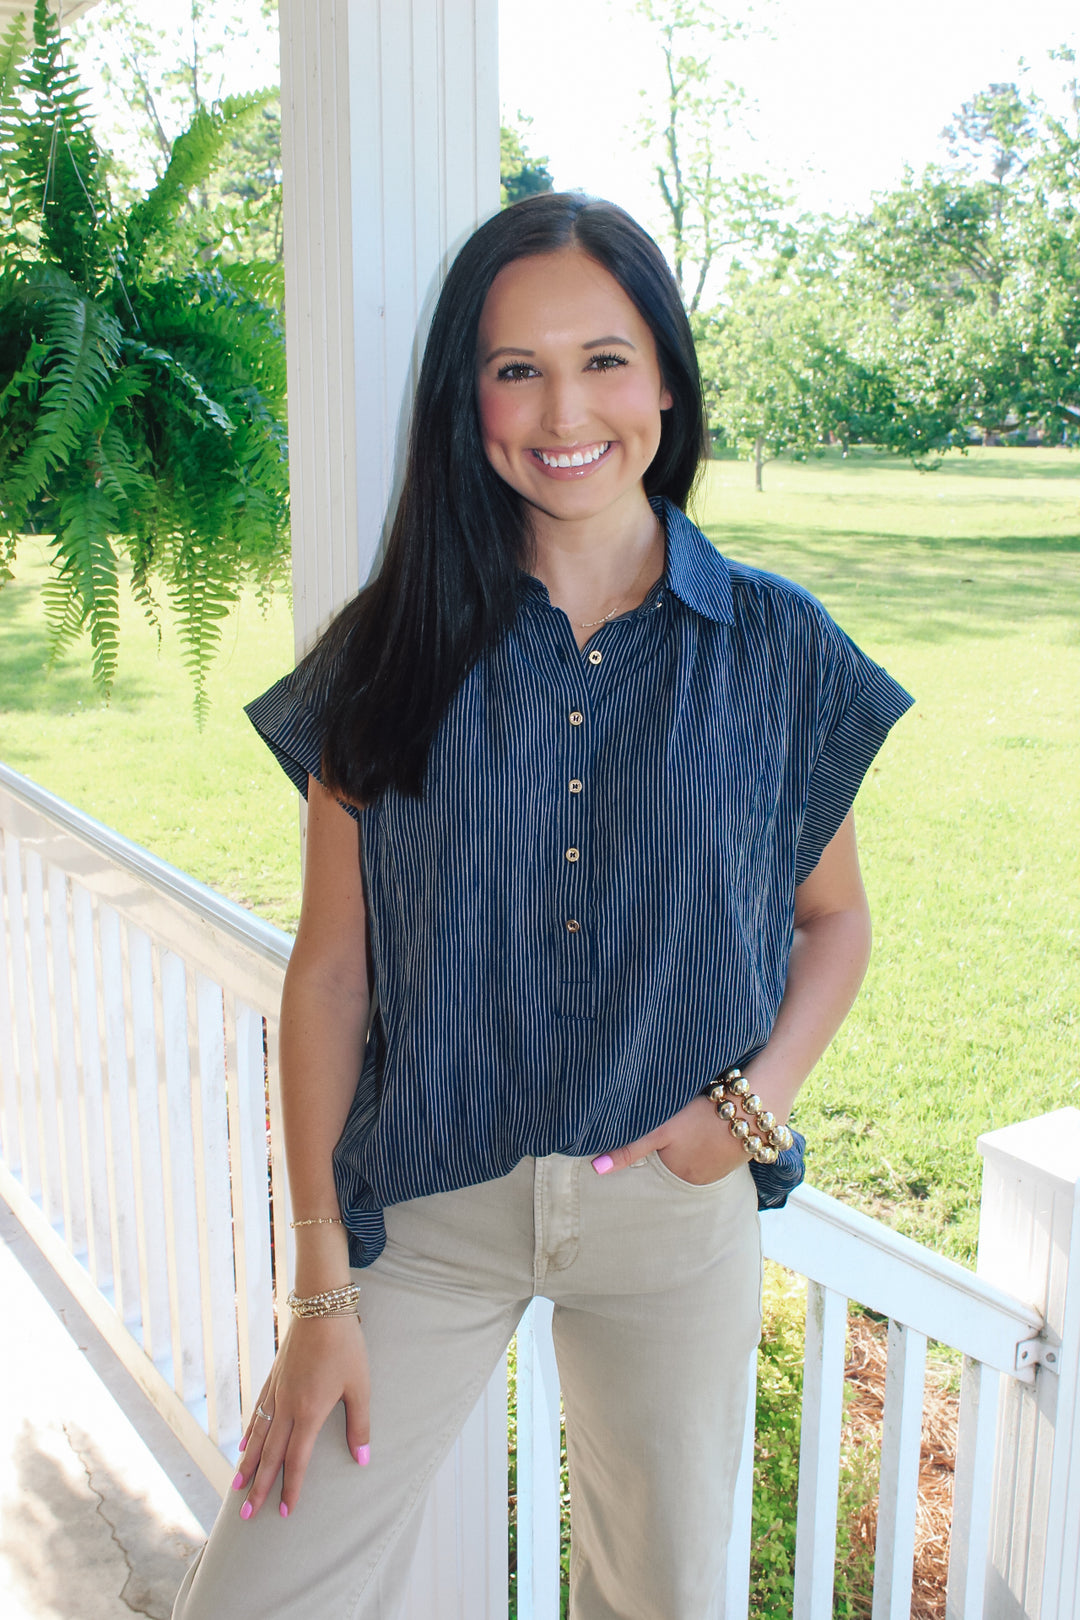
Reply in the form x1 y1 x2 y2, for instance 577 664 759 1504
528 492 664 646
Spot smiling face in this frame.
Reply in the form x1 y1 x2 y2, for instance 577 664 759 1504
475 248 673 533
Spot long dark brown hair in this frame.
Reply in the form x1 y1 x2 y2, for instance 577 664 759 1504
306 192 708 803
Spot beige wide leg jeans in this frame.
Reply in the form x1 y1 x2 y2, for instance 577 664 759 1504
172 1152 762 1620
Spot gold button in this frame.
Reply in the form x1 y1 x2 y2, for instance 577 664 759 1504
566 919 581 933
565 847 580 863
569 779 583 794
569 710 584 726
588 649 602 666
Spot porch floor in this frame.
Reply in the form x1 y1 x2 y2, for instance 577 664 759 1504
0 1205 215 1620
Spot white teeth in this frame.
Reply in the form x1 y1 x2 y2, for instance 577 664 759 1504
537 443 609 468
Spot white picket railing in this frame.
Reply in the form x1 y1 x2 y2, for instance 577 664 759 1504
1 759 1077 1620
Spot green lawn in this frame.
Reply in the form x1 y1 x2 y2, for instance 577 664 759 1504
2 446 1078 1263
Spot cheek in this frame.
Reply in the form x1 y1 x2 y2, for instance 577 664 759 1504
476 382 523 456
619 374 667 440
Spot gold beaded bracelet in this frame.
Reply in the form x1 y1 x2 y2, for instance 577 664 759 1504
286 1283 362 1321
289 1216 344 1229
704 1067 794 1166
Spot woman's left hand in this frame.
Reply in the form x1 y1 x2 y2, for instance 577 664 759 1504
592 1095 750 1185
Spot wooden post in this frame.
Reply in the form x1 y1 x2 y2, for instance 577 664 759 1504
976 1108 1080 1619
276 7 505 1614
278 0 500 659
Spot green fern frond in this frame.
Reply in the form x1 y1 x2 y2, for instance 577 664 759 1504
94 420 152 513
0 14 24 97
0 338 48 421
0 16 27 237
3 276 122 506
121 337 235 435
41 559 87 656
48 485 121 692
125 92 271 272
128 544 162 646
167 535 237 724
16 0 112 290
218 258 285 310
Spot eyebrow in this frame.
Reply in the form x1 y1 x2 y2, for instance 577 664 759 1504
482 335 638 364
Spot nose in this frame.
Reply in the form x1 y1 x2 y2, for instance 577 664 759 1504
539 370 590 441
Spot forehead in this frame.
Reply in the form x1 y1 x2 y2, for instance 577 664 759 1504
477 248 647 345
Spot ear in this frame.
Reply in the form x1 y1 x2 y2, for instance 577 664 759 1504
660 386 674 411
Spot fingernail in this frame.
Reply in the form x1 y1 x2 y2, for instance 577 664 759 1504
240 1501 253 1520
231 1471 245 1490
356 1444 370 1466
592 1154 614 1175
238 1435 247 1452
279 1502 289 1518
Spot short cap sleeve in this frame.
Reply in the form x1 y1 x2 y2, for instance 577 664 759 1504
794 616 913 885
245 668 361 823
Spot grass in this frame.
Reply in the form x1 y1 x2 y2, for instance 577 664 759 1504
2 446 1078 1263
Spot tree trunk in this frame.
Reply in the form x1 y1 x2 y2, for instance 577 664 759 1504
754 436 764 492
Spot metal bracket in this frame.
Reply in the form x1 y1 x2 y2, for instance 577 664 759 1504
1016 1336 1060 1375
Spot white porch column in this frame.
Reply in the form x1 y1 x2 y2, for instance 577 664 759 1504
278 0 500 659
977 1108 1080 1619
275 9 507 1616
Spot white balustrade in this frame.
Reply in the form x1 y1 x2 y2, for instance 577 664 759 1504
1 760 1076 1619
0 763 291 1489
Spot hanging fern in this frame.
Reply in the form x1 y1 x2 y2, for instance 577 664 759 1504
0 0 289 716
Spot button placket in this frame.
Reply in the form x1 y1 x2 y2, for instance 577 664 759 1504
558 691 591 1011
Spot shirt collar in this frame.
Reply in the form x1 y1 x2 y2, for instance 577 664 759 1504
652 497 734 626
515 496 734 626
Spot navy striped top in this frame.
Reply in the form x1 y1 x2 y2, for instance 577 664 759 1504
247 500 913 1265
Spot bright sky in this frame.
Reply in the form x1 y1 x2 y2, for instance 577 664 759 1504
498 0 1080 237
70 0 1078 239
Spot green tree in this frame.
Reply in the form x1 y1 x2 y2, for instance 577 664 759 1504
500 115 553 207
0 0 289 715
850 64 1080 448
702 265 852 490
636 0 789 312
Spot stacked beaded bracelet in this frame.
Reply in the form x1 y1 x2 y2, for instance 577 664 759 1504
704 1067 794 1166
286 1283 361 1320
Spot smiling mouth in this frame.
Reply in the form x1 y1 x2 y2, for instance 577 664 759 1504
532 441 611 469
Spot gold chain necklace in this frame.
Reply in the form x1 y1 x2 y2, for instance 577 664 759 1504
578 525 662 629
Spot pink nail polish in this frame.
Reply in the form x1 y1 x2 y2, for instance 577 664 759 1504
238 1435 247 1452
279 1502 289 1518
356 1444 370 1466
592 1154 614 1175
231 1471 245 1490
240 1501 253 1520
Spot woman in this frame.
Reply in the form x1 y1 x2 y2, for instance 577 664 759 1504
173 192 911 1620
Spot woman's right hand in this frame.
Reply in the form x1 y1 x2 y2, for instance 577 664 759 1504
231 1310 370 1520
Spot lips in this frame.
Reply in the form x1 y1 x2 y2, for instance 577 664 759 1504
531 441 613 475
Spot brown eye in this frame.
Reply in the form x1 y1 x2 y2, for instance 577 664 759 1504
496 361 538 382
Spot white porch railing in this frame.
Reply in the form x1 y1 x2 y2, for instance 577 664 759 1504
1 759 1077 1620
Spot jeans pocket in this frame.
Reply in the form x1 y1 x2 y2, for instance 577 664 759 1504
645 1149 745 1194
